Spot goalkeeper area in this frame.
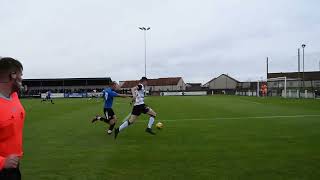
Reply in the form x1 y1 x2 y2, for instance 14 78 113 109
267 76 317 98
21 96 320 180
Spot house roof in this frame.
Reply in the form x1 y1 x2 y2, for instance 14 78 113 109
268 71 320 81
205 74 239 85
186 83 202 86
23 77 112 87
121 77 182 88
23 77 111 81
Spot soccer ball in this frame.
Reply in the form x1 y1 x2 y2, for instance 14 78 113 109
156 122 164 129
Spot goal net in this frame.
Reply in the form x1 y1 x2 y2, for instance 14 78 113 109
267 77 302 98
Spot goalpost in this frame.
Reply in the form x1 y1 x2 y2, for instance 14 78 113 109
268 77 287 98
267 77 302 98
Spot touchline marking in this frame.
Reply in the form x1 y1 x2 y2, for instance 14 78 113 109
127 114 320 123
238 99 262 105
161 114 320 122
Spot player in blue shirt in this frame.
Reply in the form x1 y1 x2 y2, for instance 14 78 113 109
41 90 54 104
92 81 131 135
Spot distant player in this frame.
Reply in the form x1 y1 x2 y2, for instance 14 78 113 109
261 83 267 97
91 81 131 135
88 89 98 101
41 90 54 104
92 89 98 98
114 77 157 139
315 90 319 99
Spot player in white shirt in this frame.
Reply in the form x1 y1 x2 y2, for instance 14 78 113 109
114 77 157 139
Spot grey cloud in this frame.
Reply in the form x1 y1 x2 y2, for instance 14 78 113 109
0 0 319 84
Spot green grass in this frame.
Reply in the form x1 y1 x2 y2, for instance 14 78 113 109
20 96 320 180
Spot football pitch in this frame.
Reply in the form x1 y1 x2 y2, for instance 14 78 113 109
21 96 320 180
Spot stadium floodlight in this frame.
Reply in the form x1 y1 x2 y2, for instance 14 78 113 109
301 44 306 88
139 26 151 77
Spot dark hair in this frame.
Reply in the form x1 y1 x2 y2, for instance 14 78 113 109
140 77 148 82
0 57 23 75
108 81 117 86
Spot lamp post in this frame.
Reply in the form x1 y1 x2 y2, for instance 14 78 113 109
139 27 151 77
302 44 306 88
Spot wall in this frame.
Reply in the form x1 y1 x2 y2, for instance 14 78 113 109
209 75 237 90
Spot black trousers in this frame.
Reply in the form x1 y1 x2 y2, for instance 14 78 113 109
0 167 21 180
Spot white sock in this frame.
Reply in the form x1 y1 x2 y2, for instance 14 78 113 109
148 116 155 129
119 120 129 131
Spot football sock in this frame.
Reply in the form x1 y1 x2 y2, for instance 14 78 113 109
109 123 115 131
119 120 130 131
148 116 155 129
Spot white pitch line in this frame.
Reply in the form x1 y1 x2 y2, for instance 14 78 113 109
238 99 262 105
161 114 320 122
119 114 320 124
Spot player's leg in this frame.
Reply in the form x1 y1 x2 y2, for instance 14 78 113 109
114 115 139 139
107 115 117 134
41 96 47 102
114 105 143 139
0 167 21 180
50 97 54 104
91 108 109 123
145 107 156 135
119 114 138 131
107 109 117 134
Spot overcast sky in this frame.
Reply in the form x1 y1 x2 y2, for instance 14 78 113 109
1 0 320 83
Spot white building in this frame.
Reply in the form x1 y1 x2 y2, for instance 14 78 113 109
204 74 239 94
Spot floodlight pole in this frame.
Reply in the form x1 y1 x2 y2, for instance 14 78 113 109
139 27 151 77
302 44 306 88
298 48 301 98
257 81 260 97
284 76 287 98
266 57 269 79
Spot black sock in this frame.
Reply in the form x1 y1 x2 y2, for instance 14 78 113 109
109 124 115 131
100 117 108 123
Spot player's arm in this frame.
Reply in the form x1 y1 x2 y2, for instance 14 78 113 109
116 94 132 98
131 85 140 98
111 90 132 98
0 155 5 170
130 85 140 103
102 90 107 100
0 155 19 170
0 121 19 170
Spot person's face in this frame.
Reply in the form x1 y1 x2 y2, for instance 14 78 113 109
11 69 23 93
112 83 119 90
141 80 148 86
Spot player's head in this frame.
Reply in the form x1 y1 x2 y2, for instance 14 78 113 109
110 81 119 90
139 77 148 86
0 57 24 93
